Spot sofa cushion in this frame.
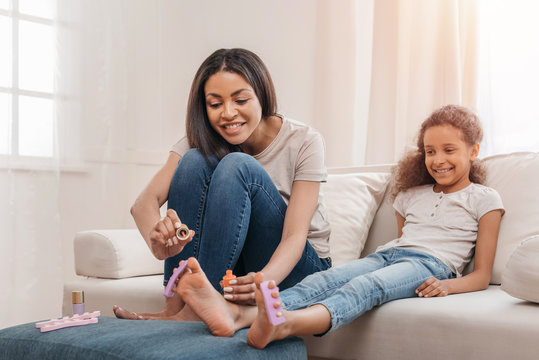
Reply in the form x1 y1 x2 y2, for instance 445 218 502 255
324 169 391 266
302 286 539 360
0 317 307 360
483 152 539 284
74 229 163 279
501 235 539 303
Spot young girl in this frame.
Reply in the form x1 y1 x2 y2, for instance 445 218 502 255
171 104 505 347
113 48 331 320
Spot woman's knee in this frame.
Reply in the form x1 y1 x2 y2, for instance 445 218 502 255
179 149 211 170
169 149 215 193
214 152 264 179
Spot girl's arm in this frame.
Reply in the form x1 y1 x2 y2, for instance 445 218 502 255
416 209 503 297
131 152 192 260
396 212 405 237
227 180 320 303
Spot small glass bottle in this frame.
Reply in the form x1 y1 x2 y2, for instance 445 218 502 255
72 290 85 315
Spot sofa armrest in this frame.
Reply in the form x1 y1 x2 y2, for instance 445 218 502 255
74 229 163 279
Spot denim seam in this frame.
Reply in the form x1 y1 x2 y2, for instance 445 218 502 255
226 191 250 270
248 182 287 218
193 176 212 258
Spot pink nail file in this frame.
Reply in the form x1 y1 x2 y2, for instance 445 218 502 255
164 261 188 298
260 280 286 325
35 311 101 332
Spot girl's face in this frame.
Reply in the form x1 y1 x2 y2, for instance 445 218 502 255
204 71 263 148
423 124 479 193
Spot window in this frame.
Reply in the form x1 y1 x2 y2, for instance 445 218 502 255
0 0 55 158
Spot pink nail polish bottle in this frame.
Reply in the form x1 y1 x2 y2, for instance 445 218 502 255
72 290 85 315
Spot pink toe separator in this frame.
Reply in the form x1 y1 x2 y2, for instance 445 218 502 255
260 280 286 326
164 261 188 298
35 311 101 333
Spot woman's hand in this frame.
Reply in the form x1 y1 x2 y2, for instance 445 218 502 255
149 209 194 260
221 272 256 305
416 277 450 298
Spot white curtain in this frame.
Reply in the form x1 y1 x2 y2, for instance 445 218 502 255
477 0 539 156
364 0 539 164
366 0 480 164
310 0 374 167
0 8 63 329
0 167 62 329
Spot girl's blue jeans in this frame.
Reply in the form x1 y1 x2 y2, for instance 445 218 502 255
280 247 455 332
164 149 331 291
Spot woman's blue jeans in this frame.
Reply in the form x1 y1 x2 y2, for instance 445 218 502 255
164 149 331 291
280 247 455 332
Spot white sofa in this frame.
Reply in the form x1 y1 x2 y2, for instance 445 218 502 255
64 152 539 360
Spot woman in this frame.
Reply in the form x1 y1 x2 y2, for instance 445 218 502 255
114 48 332 320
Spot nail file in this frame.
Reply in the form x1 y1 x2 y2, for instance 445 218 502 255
35 311 101 332
163 261 188 298
260 280 286 325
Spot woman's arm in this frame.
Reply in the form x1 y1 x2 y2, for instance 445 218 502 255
416 209 503 297
262 180 321 282
131 152 192 260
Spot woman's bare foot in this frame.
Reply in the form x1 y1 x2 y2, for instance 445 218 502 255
113 289 185 320
246 273 291 349
178 257 253 337
113 305 147 320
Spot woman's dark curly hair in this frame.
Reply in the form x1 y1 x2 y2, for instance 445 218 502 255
392 105 486 199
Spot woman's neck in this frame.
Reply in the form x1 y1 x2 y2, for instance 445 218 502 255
242 115 282 155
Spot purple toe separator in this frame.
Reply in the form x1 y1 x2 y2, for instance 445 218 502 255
164 261 188 298
260 280 286 325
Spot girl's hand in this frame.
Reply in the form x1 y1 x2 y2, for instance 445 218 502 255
416 277 450 298
221 272 256 305
148 209 194 260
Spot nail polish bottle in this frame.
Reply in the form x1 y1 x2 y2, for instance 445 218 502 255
223 270 236 287
72 290 85 315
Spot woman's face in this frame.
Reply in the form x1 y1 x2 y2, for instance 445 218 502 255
204 71 263 147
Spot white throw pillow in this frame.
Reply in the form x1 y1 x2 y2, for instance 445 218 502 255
483 152 539 284
324 171 391 266
501 236 539 303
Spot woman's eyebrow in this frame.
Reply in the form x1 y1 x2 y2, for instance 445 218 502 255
206 88 253 98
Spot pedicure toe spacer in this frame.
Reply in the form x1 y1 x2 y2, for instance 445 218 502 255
164 261 188 298
35 311 101 332
260 280 286 325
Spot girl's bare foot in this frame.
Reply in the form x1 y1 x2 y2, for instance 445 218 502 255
178 257 249 337
246 273 290 349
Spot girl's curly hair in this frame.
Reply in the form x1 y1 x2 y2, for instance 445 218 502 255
392 105 486 199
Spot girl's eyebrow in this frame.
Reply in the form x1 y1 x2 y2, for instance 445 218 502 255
206 88 253 99
424 142 459 147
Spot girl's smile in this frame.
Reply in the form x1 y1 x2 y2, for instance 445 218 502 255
423 124 479 193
